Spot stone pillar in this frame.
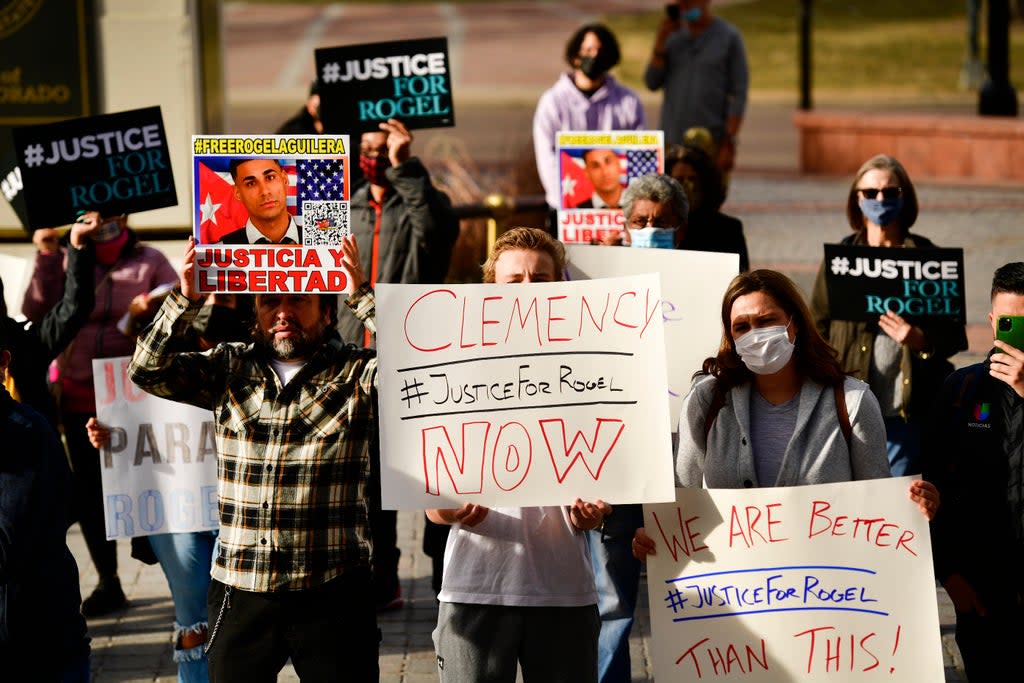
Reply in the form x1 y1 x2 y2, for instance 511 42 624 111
96 0 223 229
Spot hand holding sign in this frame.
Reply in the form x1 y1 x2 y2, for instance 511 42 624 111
69 211 102 247
339 235 367 290
569 497 612 531
181 237 202 302
380 118 413 167
877 310 926 350
32 226 61 254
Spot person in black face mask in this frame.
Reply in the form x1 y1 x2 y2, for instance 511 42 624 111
345 117 460 613
533 23 645 236
189 293 252 349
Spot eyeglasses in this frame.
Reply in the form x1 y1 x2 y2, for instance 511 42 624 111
628 215 663 229
857 186 901 200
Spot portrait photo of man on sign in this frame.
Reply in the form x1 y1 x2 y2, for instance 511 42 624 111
218 158 299 245
192 135 350 248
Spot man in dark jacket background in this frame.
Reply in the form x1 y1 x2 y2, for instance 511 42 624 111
340 117 460 610
0 215 98 428
0 327 92 681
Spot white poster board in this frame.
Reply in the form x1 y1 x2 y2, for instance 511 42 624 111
0 252 30 319
375 275 676 510
93 356 219 539
566 245 738 423
644 477 944 682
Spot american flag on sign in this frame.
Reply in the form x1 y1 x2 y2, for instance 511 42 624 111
625 149 660 182
297 158 347 204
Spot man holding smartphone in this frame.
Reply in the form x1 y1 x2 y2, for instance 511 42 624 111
924 261 1024 683
644 0 748 176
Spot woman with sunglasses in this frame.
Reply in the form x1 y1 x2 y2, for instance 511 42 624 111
810 154 967 478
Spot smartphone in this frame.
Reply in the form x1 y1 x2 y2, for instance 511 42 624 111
665 3 680 21
996 315 1024 352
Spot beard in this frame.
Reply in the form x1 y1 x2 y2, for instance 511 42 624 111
257 318 327 360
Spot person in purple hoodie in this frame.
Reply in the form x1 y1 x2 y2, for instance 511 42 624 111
533 23 645 235
22 210 178 618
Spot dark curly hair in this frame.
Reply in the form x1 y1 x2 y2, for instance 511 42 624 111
564 23 621 69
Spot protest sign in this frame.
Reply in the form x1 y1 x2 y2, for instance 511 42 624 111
315 37 454 134
644 477 944 682
191 134 353 294
93 357 219 540
0 135 28 228
823 244 966 323
556 130 664 245
567 245 737 422
375 275 676 510
12 106 175 226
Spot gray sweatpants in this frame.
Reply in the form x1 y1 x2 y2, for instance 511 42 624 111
432 602 599 682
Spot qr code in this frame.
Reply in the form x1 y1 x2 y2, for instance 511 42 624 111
300 201 349 246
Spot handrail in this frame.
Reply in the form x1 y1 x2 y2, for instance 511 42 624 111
452 193 547 253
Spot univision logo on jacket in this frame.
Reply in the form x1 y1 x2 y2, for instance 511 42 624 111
968 401 993 429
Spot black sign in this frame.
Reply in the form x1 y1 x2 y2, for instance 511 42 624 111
1 0 98 228
315 37 454 135
13 106 176 226
823 244 966 324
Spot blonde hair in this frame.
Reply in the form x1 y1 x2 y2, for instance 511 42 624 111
482 227 566 283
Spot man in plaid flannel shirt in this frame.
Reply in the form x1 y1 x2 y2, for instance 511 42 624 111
128 236 380 681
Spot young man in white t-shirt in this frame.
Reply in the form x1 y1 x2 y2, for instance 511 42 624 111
427 227 611 682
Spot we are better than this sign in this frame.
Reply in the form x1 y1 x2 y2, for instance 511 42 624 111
375 275 676 510
644 477 944 682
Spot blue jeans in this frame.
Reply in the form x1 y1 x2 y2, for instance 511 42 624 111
883 416 922 477
149 531 217 683
588 503 645 683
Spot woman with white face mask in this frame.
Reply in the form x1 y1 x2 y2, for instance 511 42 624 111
630 269 941 561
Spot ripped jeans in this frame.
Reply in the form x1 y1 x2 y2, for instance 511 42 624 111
149 531 217 683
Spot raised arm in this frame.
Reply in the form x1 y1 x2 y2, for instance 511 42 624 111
32 215 99 359
127 238 225 410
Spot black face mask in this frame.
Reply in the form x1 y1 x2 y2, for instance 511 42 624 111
579 53 613 80
192 304 248 345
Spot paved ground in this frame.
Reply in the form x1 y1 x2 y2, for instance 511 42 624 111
70 505 967 683
18 0 1024 680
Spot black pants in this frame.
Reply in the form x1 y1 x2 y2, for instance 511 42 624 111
955 598 1024 682
206 569 380 682
65 410 118 580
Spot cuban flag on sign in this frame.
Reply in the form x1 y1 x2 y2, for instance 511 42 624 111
194 158 298 244
559 148 662 209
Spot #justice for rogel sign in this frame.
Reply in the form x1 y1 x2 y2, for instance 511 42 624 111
823 244 966 324
12 106 176 226
315 37 454 134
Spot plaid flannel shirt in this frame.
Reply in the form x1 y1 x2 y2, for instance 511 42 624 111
128 286 378 592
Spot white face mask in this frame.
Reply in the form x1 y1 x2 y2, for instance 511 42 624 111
734 322 795 375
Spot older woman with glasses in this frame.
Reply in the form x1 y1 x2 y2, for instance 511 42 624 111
810 154 967 478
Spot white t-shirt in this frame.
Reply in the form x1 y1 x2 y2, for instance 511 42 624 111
438 506 597 607
269 358 304 386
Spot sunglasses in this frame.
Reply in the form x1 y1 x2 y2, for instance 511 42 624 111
857 187 901 200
